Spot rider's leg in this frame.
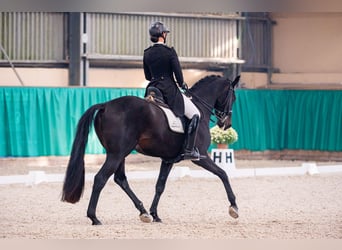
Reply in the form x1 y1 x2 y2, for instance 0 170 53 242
182 93 201 120
182 94 201 160
183 114 200 160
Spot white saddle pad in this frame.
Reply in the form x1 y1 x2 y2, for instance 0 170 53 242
159 106 185 133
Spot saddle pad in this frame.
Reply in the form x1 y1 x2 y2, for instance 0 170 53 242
159 106 184 133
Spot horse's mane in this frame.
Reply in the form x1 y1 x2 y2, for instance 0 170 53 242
190 75 223 92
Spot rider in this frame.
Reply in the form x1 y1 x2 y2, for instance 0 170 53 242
143 21 201 161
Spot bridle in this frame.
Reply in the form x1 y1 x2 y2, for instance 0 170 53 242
214 84 235 124
186 83 235 124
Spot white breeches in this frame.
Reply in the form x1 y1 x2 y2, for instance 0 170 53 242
182 93 201 119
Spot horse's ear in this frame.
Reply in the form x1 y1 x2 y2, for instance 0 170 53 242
231 75 240 88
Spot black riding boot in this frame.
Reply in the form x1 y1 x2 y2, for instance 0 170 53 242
183 114 200 160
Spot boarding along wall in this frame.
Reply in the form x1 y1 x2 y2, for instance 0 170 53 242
1 87 341 157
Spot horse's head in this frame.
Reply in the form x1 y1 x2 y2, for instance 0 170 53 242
214 75 240 130
189 74 240 129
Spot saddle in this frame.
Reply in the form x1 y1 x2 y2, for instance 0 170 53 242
145 87 165 104
145 87 185 133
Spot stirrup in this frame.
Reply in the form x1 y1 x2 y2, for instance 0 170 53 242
182 148 201 161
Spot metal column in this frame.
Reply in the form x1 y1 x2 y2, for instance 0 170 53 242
68 12 88 86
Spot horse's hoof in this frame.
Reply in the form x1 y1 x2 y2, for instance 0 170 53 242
229 205 239 219
153 218 162 223
139 213 152 223
91 219 102 225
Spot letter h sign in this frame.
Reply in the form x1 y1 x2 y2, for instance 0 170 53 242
211 148 236 172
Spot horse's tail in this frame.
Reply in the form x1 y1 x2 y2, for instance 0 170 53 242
61 103 104 203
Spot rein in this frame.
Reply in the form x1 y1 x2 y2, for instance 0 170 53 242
186 86 233 123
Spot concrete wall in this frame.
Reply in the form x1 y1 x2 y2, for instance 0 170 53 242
272 13 342 73
0 67 221 87
87 68 222 88
270 12 342 86
241 12 342 88
0 68 69 87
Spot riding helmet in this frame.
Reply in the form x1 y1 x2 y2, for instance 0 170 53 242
149 21 170 37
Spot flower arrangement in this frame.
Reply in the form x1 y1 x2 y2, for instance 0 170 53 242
210 125 238 145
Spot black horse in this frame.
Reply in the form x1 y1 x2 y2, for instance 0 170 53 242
62 75 240 225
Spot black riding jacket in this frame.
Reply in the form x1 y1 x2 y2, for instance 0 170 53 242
143 43 185 117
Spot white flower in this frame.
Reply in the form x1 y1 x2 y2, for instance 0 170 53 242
210 125 238 145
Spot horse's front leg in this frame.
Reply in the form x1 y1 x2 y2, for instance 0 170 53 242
113 160 151 223
192 157 239 219
149 160 173 222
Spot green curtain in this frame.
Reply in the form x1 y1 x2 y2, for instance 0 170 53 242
1 87 341 157
0 87 145 157
231 90 342 151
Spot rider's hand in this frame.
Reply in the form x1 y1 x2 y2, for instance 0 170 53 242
180 82 188 91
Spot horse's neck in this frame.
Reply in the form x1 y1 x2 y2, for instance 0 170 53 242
190 76 225 120
191 86 218 118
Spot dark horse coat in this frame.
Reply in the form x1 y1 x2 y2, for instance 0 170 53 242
62 75 240 225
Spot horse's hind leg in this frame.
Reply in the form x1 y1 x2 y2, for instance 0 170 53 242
87 153 118 225
114 159 151 223
149 160 173 222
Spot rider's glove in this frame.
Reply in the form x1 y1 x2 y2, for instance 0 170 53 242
180 82 188 91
